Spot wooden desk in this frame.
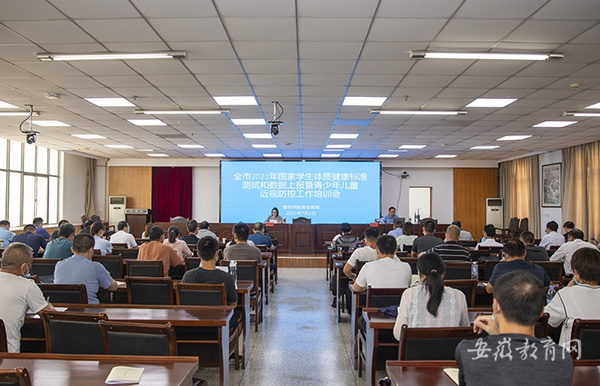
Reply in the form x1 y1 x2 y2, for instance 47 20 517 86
25 304 232 386
260 252 272 305
335 260 348 323
385 360 600 386
350 283 366 369
235 280 253 369
0 353 198 386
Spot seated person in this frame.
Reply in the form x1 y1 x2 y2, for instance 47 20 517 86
54 234 119 304
475 224 503 250
109 221 137 248
223 222 262 263
180 220 200 245
138 226 185 277
387 219 404 238
546 248 600 346
141 222 154 239
562 221 575 242
50 219 69 240
519 231 549 262
486 239 550 294
78 219 94 235
12 224 46 257
424 225 471 261
91 221 112 255
163 226 193 259
456 270 573 385
0 242 54 352
248 222 274 250
343 227 380 280
411 220 442 257
453 220 474 241
43 223 76 260
332 222 358 248
33 217 51 240
393 252 469 340
539 220 565 250
196 221 218 241
550 228 599 276
396 222 417 252
182 236 240 328
0 219 16 248
378 206 399 224
265 207 284 223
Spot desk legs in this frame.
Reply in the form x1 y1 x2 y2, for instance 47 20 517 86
218 324 230 386
336 270 341 323
365 322 375 386
240 292 250 369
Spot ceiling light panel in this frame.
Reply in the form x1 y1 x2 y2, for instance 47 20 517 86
533 121 576 128
85 97 134 107
497 135 532 141
410 51 562 61
177 144 204 149
330 133 359 139
232 119 266 125
243 133 272 139
252 144 277 149
205 153 225 157
105 144 133 149
72 134 106 139
343 97 386 106
466 98 517 108
470 145 499 150
399 145 426 149
321 153 341 158
0 100 19 109
326 144 351 149
148 153 169 157
32 120 70 127
378 154 398 158
584 102 600 109
37 51 186 61
435 154 457 158
214 96 257 106
127 119 166 126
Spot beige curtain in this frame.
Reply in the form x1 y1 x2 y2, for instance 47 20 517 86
85 158 96 217
562 141 600 241
498 155 540 235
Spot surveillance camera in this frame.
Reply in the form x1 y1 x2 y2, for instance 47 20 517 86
26 133 36 144
270 124 279 136
401 171 409 179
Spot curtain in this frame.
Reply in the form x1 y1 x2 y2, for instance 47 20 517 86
152 167 193 222
562 141 600 240
498 155 540 235
85 158 96 217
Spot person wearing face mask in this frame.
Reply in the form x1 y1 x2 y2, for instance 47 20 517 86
0 242 54 352
109 221 138 249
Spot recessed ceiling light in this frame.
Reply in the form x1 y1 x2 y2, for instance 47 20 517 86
105 144 133 149
399 145 426 149
0 111 40 117
568 112 600 117
177 144 204 149
205 153 225 157
372 110 466 115
232 119 266 126
497 135 532 141
584 102 600 109
127 119 166 126
214 96 257 106
378 154 398 158
321 153 341 158
435 154 457 158
330 133 359 139
137 148 153 152
263 153 282 158
252 144 277 149
323 148 344 152
470 145 499 150
148 153 169 157
37 51 186 61
466 98 517 108
71 134 106 140
0 100 19 109
343 97 386 106
32 120 70 127
326 144 351 149
410 51 563 61
243 133 272 139
135 109 228 115
533 121 577 128
85 98 134 107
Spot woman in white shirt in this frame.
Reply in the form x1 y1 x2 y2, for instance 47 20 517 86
545 247 600 346
393 252 470 340
163 226 193 259
396 222 418 251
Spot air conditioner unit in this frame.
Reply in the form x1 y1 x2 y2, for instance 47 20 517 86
108 196 126 227
486 198 504 230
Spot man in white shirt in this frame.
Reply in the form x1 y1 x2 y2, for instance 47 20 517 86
109 221 137 249
0 242 54 352
475 224 504 250
343 227 380 280
539 220 565 250
550 228 599 275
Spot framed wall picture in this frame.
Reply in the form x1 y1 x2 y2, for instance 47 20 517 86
542 163 561 207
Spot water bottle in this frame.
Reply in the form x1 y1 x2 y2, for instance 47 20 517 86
546 285 556 304
229 260 238 288
471 262 479 280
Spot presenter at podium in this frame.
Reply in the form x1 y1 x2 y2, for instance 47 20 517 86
378 206 399 224
265 207 284 224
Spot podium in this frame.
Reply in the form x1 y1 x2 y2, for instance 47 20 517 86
125 209 152 238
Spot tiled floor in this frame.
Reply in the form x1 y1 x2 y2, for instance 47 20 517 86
195 267 381 385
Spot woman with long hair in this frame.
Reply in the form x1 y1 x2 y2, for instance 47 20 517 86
393 252 469 340
163 225 193 259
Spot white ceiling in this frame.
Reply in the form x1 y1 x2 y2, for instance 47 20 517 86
0 0 599 160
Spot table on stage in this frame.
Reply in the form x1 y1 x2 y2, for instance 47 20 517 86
0 353 198 386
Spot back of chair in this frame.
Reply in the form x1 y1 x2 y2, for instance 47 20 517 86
185 257 201 271
92 254 123 279
400 257 418 275
535 312 549 339
0 367 31 386
399 325 478 360
571 319 600 360
444 262 472 280
355 260 368 277
518 217 529 232
37 283 88 304
533 261 564 282
40 311 107 354
0 319 7 352
112 247 139 259
366 287 406 308
174 282 227 305
125 276 173 305
444 279 477 307
30 259 60 277
98 320 177 356
126 259 163 277
483 260 501 281
236 260 259 287
292 217 311 224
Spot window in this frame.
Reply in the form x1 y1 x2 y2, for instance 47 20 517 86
0 138 61 227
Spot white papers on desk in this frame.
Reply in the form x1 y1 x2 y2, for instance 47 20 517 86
116 281 126 286
443 368 459 385
216 266 229 273
105 366 144 384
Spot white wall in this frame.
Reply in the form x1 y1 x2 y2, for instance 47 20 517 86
539 150 562 235
61 153 88 223
193 166 220 222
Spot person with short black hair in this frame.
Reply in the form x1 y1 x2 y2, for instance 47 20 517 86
141 222 154 239
180 220 200 244
519 231 549 262
163 225 193 259
223 222 262 263
332 222 358 247
54 234 119 304
452 220 474 241
249 222 274 250
378 206 399 224
50 219 69 240
475 224 503 250
424 225 471 261
91 221 112 255
196 220 218 241
539 220 565 250
393 252 469 340
486 239 550 294
78 219 94 235
456 270 573 386
0 219 15 248
562 221 575 242
44 223 76 260
411 220 442 257
109 220 137 248
550 228 599 275
546 248 600 346
396 222 417 251
33 217 51 240
137 226 185 276
387 219 404 238
12 224 47 257
343 227 381 280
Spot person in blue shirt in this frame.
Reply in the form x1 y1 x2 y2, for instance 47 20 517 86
0 220 16 248
91 221 112 255
378 206 399 224
12 224 47 257
33 217 51 240
248 222 274 250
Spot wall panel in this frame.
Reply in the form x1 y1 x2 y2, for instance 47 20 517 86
108 166 152 209
453 168 498 240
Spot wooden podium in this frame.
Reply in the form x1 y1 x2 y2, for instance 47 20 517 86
125 209 152 238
